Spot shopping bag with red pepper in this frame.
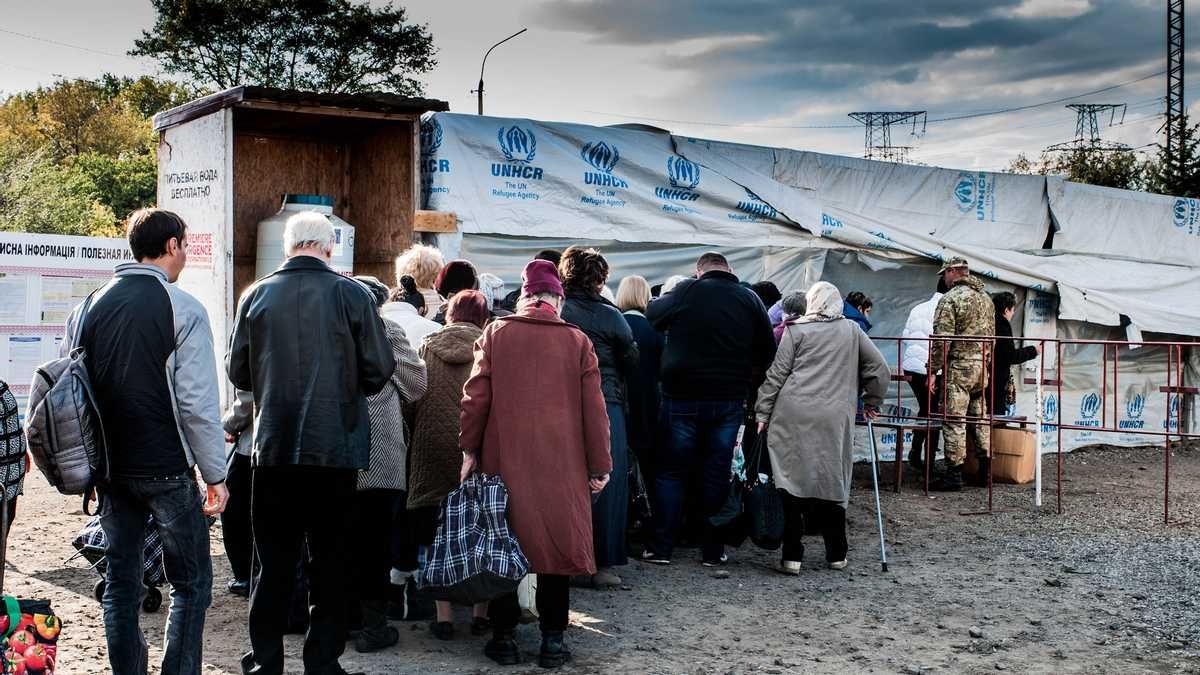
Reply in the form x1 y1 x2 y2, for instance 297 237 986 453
0 597 60 675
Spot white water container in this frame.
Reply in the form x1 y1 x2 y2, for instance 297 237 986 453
255 194 355 278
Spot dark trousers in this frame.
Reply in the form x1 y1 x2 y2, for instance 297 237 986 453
100 476 212 675
905 371 941 462
221 452 253 582
651 398 744 561
593 403 629 568
243 466 356 675
780 493 847 564
489 574 570 633
349 489 402 627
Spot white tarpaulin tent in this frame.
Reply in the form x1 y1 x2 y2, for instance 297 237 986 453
421 112 1196 457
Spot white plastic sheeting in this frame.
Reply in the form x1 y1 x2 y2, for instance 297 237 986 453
1048 177 1200 268
421 114 820 249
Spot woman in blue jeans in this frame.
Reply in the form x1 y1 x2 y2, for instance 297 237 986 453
559 246 640 588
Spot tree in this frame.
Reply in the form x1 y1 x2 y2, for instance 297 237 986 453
0 147 121 237
1006 146 1147 191
1145 114 1200 198
131 0 437 95
99 74 201 118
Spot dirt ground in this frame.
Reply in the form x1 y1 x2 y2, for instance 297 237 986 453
6 444 1200 674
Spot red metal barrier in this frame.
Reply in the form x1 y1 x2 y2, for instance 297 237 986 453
863 334 1196 524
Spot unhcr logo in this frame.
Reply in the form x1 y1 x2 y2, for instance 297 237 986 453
736 187 777 219
656 155 701 201
953 173 976 213
1120 393 1146 429
952 171 993 221
1042 394 1057 432
1164 394 1181 431
420 118 449 174
580 141 628 189
1172 197 1200 233
492 126 544 181
1075 391 1101 427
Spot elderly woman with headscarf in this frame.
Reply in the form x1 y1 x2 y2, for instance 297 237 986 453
754 282 889 575
458 260 613 669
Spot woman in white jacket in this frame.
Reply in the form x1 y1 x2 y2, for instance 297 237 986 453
900 276 948 470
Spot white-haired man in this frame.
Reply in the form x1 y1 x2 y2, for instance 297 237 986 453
228 211 395 675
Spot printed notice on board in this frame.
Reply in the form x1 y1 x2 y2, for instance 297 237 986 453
0 274 29 324
40 276 104 324
7 335 43 386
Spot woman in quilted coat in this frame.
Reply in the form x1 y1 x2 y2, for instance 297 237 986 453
459 259 612 669
407 290 491 641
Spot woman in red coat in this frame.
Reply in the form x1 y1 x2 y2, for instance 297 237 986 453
459 259 613 669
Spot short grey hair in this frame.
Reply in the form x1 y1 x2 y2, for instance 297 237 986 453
781 290 807 318
662 275 689 294
283 211 335 255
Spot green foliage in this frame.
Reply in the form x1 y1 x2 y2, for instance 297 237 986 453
1006 146 1148 191
131 0 437 95
0 75 189 236
1144 115 1200 198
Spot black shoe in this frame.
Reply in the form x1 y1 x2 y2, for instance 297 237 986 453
966 457 991 487
930 464 963 492
907 446 924 472
354 625 399 653
539 631 571 669
227 579 250 598
429 620 454 641
470 616 491 636
484 631 521 666
701 553 729 567
639 550 671 565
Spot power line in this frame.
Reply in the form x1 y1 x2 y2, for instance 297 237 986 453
0 26 144 60
584 69 1166 131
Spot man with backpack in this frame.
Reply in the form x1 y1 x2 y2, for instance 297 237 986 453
64 208 228 674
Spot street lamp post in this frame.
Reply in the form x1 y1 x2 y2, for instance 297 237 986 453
473 28 527 115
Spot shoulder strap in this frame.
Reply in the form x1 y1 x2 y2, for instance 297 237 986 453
68 288 101 351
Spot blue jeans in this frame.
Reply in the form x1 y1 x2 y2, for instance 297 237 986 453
651 398 744 561
99 476 213 675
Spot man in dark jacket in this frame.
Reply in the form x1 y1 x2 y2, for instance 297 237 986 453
642 252 775 566
228 211 395 675
66 208 228 675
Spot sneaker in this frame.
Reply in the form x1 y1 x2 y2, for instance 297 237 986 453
429 620 454 641
227 579 250 598
701 553 729 567
774 560 802 575
591 568 622 587
639 550 671 565
484 632 521 666
829 560 849 570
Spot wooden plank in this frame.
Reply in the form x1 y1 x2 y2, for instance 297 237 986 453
153 86 247 131
348 121 415 284
238 100 421 122
414 210 457 233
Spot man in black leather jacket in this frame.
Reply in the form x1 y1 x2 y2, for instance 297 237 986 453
559 246 638 588
228 211 395 675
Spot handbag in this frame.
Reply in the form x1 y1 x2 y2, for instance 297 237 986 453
2 501 61 675
416 473 530 605
743 434 785 551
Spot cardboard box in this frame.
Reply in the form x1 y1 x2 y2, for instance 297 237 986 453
965 427 1037 484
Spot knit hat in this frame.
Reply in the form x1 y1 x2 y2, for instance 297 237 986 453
521 259 564 298
435 260 478 298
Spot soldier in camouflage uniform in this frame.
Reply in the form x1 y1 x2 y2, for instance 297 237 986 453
927 257 995 491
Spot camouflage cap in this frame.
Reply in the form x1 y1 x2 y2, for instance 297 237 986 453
938 255 969 274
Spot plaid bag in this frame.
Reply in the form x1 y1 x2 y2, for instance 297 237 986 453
416 473 529 605
1 597 60 674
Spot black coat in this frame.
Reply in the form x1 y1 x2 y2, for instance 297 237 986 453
622 311 664 451
560 291 639 406
991 314 1038 414
647 270 776 401
227 256 396 469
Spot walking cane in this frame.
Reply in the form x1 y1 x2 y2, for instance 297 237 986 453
866 419 889 573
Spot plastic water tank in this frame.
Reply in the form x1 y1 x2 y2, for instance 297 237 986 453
255 194 356 278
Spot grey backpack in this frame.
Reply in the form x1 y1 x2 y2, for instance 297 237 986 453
25 294 108 500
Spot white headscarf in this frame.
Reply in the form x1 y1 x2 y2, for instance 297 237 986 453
801 281 845 323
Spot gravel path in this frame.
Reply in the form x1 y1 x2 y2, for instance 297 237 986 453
5 444 1198 674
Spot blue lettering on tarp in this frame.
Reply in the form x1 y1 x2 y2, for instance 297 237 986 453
1172 197 1200 236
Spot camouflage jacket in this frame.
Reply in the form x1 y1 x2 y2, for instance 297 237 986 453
929 274 995 370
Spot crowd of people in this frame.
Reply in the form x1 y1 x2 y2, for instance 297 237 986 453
0 206 1045 675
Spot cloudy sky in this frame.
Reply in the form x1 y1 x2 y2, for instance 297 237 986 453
0 0 1194 170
